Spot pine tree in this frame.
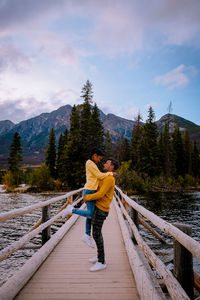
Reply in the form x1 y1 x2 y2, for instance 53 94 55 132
130 113 143 170
62 105 84 188
163 121 175 178
81 79 93 104
8 132 22 172
57 128 68 180
46 128 56 178
158 131 165 175
80 80 93 160
172 126 185 177
90 103 104 149
57 133 64 179
104 130 113 158
137 107 160 177
183 130 192 175
113 136 130 164
119 138 130 163
63 128 69 145
192 142 200 178
8 132 22 185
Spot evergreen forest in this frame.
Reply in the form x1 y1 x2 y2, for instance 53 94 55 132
2 80 200 193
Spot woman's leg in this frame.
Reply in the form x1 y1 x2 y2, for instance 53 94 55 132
85 201 95 236
72 200 95 218
72 189 96 236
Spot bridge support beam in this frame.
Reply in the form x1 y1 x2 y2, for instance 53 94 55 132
42 205 51 245
173 223 194 299
129 205 139 244
130 206 139 229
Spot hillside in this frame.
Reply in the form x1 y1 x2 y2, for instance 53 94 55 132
157 114 200 134
0 106 199 168
0 120 15 136
0 105 134 168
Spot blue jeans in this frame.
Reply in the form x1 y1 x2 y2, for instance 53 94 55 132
72 189 96 236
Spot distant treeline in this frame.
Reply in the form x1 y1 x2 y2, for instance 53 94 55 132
2 80 200 192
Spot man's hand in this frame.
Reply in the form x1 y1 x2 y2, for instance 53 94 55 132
83 196 87 202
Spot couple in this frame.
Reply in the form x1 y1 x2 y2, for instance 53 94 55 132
65 148 118 272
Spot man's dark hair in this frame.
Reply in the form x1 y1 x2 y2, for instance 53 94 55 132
90 148 105 159
108 158 119 171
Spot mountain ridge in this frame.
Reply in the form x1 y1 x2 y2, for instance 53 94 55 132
0 105 199 168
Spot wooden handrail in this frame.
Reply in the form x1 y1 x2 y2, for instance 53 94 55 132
138 215 166 244
114 194 190 300
115 185 200 260
0 188 83 223
27 194 79 233
0 203 86 300
0 197 83 262
113 198 165 300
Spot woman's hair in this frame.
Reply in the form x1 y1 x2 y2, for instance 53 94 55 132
90 148 105 159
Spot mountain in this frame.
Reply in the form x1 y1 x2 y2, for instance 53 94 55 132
0 120 15 136
156 114 200 147
0 105 135 168
156 114 200 134
0 106 199 168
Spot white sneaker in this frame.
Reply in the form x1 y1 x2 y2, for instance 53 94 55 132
66 204 74 214
89 256 98 263
90 262 107 272
82 233 94 248
61 205 73 218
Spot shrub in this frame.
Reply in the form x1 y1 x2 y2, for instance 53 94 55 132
2 171 15 190
55 179 62 191
29 163 55 191
184 174 197 187
117 160 150 193
176 175 185 187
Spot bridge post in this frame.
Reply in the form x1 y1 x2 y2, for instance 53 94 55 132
173 223 194 299
129 204 139 230
42 205 51 245
128 203 139 244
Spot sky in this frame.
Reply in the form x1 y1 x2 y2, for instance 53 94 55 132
0 0 200 125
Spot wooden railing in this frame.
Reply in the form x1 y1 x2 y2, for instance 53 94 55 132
114 186 200 300
0 188 83 300
0 185 200 300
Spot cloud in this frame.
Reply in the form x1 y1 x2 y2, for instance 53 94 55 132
0 1 64 33
47 88 81 107
0 0 200 58
31 30 81 67
0 0 199 124
89 0 200 55
0 96 58 123
154 65 198 90
0 42 31 73
0 97 35 123
0 85 80 123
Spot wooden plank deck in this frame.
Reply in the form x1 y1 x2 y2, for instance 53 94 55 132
14 203 140 300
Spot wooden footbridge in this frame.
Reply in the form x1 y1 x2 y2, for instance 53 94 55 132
0 186 200 300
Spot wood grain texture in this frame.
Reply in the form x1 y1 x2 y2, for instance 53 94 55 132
14 204 140 300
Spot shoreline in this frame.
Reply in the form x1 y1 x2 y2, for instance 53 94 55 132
1 184 200 195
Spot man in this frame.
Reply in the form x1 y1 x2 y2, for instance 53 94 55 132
65 148 114 248
83 158 118 272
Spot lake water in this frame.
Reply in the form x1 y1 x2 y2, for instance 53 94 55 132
136 191 200 277
0 187 67 287
0 187 200 287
